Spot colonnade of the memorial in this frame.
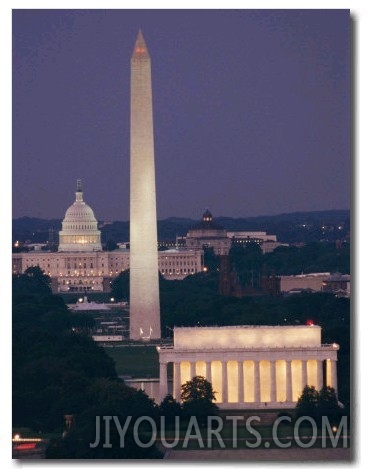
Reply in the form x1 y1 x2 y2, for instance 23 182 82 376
159 356 338 407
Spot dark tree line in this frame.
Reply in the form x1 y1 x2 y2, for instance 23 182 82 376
13 267 162 459
109 260 350 406
264 242 350 276
158 376 218 430
196 242 349 282
13 210 349 246
13 270 221 457
295 385 346 427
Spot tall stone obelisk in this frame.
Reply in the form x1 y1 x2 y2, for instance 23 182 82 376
129 30 161 340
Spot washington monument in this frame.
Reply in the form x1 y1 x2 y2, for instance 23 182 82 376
129 31 161 340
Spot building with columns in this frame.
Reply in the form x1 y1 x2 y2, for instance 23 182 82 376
58 179 102 253
157 325 339 409
12 180 204 293
178 209 287 256
184 209 232 255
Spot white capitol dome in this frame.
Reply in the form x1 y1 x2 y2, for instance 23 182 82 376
58 180 102 252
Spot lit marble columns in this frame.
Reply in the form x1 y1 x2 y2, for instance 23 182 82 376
254 360 260 403
221 361 228 403
159 362 168 400
317 360 324 390
270 360 277 403
285 360 292 402
301 360 308 391
330 359 338 395
190 361 196 379
174 362 181 401
206 361 212 384
238 361 244 404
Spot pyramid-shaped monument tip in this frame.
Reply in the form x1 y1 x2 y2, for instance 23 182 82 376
132 29 149 58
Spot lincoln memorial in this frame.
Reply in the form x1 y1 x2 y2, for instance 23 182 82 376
157 325 339 409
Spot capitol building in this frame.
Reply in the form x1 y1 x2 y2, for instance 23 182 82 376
12 180 203 293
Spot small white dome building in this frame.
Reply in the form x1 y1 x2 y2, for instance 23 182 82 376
58 180 102 252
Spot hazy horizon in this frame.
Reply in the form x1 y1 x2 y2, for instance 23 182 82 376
13 207 350 223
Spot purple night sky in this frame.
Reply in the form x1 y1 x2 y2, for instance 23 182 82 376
12 9 350 222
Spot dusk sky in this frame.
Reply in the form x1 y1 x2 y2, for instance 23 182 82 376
12 9 350 222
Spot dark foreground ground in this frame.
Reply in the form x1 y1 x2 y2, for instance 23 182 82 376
166 447 352 461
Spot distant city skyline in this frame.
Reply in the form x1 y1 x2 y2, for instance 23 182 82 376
12 9 350 221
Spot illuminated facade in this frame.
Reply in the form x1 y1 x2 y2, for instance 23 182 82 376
227 231 288 254
58 179 102 252
12 248 203 293
181 210 286 255
12 32 205 300
280 273 330 293
12 179 203 293
185 210 231 255
158 325 339 409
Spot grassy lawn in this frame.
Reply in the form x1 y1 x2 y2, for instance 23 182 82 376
104 345 160 378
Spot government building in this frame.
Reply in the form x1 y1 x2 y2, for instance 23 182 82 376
177 209 288 256
158 325 339 408
12 181 203 293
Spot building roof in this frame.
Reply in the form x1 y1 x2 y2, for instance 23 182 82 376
58 179 102 252
190 209 225 231
62 180 98 226
69 297 110 311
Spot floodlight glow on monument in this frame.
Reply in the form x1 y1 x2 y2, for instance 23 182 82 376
129 31 161 340
158 326 339 408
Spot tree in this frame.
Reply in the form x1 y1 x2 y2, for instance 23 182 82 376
13 266 52 297
318 386 340 424
104 239 118 251
45 379 163 459
13 278 121 433
24 265 51 286
159 394 182 428
203 247 220 272
181 376 216 402
180 376 218 427
295 385 319 421
110 269 130 300
296 385 342 426
229 243 263 288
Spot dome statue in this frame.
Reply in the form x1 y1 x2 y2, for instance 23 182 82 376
58 180 102 252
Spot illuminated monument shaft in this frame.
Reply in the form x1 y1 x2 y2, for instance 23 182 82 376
130 31 161 340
